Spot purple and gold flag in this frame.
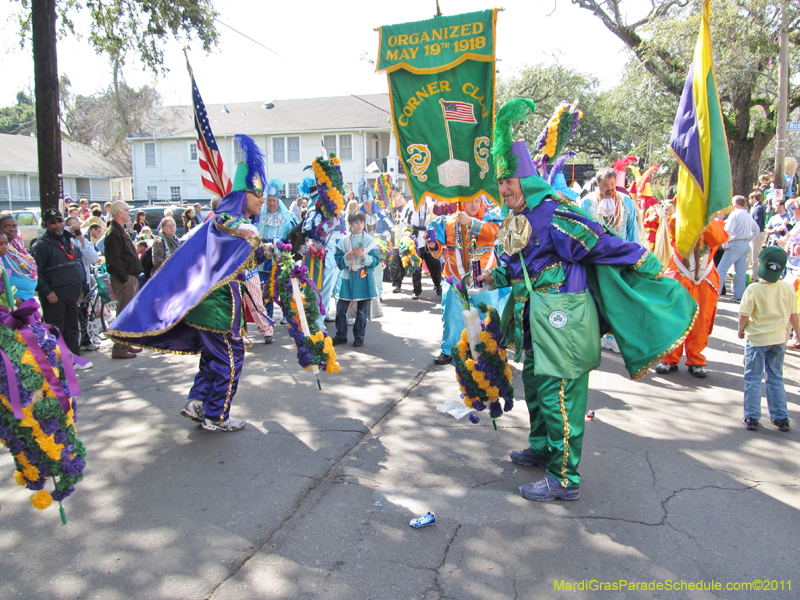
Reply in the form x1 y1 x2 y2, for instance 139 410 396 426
668 0 732 256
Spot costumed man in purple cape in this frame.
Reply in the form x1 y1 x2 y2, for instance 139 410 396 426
107 135 270 432
477 99 697 501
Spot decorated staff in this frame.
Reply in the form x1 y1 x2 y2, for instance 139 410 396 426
271 242 339 388
476 98 696 502
0 281 85 519
302 158 348 328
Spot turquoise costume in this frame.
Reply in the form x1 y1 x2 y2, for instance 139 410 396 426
335 233 381 301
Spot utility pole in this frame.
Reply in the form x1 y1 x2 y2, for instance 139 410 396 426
774 0 789 198
32 0 62 212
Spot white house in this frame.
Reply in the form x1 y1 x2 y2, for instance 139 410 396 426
0 133 132 210
128 93 405 203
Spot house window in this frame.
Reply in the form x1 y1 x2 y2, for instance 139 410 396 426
188 142 198 162
323 135 337 157
339 134 353 161
170 186 181 202
144 142 156 167
287 182 299 199
234 142 246 164
287 136 300 162
146 185 158 201
273 137 285 163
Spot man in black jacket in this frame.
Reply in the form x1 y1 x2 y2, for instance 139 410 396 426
32 208 86 359
104 200 143 359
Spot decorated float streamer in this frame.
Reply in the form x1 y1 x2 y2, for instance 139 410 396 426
445 276 514 429
0 277 86 522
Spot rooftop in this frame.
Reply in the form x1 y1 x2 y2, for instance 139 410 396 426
134 94 392 139
0 133 128 178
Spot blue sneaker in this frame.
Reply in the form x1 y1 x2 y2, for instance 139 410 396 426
520 473 580 502
509 448 549 469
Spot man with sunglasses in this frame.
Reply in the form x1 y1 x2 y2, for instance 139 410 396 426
31 208 86 358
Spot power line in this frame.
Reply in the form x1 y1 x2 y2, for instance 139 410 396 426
214 19 390 115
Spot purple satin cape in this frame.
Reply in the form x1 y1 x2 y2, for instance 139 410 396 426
106 219 256 353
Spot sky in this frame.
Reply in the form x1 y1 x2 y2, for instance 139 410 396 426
0 0 649 108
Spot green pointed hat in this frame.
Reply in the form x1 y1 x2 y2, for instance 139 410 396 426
232 134 265 194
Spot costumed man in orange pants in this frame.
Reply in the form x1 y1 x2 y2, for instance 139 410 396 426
654 216 728 378
427 197 507 365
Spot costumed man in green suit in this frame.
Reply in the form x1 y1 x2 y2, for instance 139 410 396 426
477 99 697 501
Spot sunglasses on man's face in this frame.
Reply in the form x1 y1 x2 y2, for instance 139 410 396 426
250 189 264 198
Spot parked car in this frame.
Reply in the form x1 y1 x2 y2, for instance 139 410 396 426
137 205 189 236
136 204 209 236
11 209 42 247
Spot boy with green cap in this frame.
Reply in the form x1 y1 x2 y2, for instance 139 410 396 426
738 246 799 432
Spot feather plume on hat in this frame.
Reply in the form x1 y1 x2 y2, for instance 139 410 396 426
492 98 536 180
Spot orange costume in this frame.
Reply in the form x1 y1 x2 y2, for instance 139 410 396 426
428 203 500 278
428 203 505 357
662 218 728 367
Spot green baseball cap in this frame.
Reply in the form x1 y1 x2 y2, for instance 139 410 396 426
758 246 787 283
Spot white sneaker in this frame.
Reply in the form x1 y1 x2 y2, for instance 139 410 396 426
201 417 246 432
180 400 205 422
604 335 620 354
74 361 93 370
346 317 356 325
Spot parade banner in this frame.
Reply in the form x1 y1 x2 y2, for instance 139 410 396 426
377 9 500 207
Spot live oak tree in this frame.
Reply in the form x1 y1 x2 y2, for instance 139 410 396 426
571 0 800 195
11 0 219 210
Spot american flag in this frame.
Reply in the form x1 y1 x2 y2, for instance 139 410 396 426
441 100 477 124
191 74 231 197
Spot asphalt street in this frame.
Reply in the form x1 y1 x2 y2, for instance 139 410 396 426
1 278 798 600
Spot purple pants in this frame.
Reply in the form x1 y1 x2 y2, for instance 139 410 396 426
187 328 244 422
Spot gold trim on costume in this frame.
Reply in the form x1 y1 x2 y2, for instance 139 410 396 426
631 302 701 380
554 210 600 242
558 378 570 487
540 261 563 273
220 334 236 421
106 246 257 343
533 281 564 293
552 221 590 252
631 251 649 271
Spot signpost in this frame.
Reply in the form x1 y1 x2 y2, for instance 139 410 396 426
787 122 800 131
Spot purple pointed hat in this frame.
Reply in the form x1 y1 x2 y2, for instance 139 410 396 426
509 141 536 179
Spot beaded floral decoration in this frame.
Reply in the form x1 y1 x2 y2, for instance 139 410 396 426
272 242 339 374
452 303 514 426
399 230 422 275
312 155 346 220
0 321 85 516
374 174 392 211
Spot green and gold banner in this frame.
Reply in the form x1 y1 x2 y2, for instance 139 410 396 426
377 9 500 207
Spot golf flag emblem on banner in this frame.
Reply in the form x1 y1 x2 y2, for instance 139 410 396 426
668 0 732 256
376 9 500 207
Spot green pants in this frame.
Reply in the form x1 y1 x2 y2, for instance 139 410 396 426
522 356 589 488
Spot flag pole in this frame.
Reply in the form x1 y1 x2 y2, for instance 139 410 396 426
183 46 193 76
440 99 454 160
